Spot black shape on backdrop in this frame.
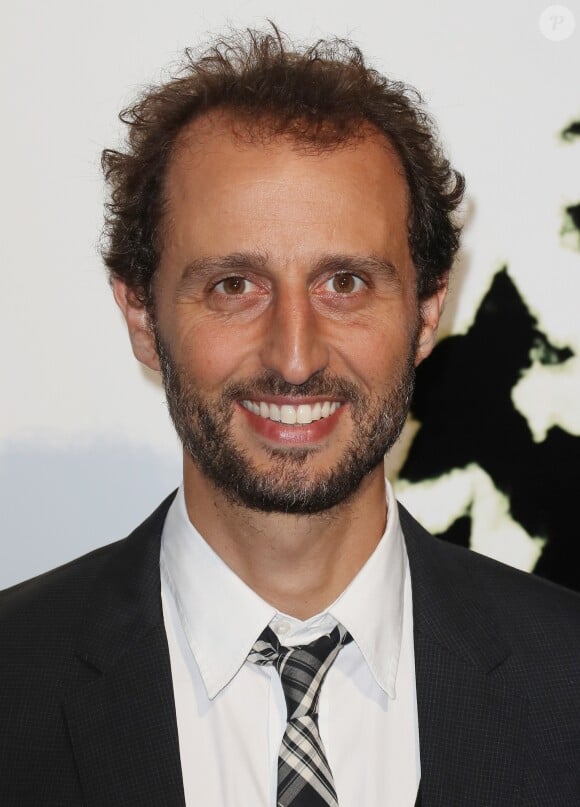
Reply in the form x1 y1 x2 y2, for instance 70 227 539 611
400 269 580 591
434 512 473 550
566 202 580 234
562 120 580 140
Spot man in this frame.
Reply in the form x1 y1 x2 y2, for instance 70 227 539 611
1 26 579 807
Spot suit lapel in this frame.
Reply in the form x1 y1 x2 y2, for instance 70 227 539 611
63 493 185 807
400 505 527 807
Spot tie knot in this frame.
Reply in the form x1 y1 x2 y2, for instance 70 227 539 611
248 624 352 720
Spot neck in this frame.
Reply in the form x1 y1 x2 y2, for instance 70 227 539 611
181 458 388 619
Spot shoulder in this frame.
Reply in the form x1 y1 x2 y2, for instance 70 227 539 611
0 490 175 667
400 502 580 798
0 493 174 784
0 538 126 667
0 535 130 780
399 501 580 655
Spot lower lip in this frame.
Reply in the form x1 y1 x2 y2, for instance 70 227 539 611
238 403 347 445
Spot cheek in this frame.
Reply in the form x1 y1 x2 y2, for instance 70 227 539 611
174 320 254 391
334 312 416 385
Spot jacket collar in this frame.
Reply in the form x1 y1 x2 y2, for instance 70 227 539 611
64 492 185 807
400 504 526 806
73 493 175 674
400 503 512 672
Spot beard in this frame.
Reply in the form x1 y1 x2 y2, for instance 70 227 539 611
154 330 417 515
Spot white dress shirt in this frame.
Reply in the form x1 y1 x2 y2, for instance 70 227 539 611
160 480 420 806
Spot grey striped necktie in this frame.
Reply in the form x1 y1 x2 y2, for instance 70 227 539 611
248 624 353 806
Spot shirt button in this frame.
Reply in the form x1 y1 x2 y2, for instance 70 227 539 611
274 620 291 636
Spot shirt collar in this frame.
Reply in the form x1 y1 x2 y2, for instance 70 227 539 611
160 480 407 700
328 479 406 698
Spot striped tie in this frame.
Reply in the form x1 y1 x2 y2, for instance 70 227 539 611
248 624 352 806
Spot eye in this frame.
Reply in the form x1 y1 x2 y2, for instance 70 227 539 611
323 273 366 294
213 276 256 295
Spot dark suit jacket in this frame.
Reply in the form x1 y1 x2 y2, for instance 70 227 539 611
1 492 579 806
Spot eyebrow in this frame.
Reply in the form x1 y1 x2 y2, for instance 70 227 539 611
176 250 401 292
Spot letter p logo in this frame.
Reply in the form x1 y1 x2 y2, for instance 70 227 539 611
539 5 576 40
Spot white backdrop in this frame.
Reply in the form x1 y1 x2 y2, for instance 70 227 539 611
1 0 579 587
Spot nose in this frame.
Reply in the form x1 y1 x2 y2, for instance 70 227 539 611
259 286 329 386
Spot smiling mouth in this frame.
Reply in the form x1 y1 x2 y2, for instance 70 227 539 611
240 399 343 425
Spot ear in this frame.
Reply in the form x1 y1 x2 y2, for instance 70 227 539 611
112 277 161 372
414 276 449 367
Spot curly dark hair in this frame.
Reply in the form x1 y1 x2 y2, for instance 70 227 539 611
101 25 465 308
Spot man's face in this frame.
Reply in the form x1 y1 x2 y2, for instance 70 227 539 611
123 116 444 514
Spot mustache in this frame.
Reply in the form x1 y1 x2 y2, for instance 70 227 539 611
220 370 363 404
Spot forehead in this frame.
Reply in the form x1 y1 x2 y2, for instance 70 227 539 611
161 111 411 267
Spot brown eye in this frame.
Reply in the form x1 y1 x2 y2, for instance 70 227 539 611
218 276 248 294
331 273 362 293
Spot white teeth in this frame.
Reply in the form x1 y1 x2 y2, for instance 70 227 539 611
280 405 297 424
241 400 342 425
